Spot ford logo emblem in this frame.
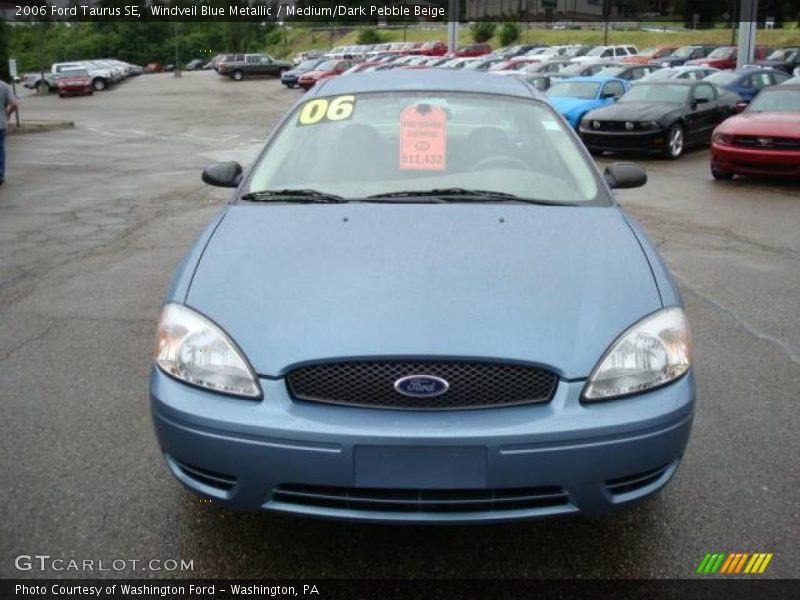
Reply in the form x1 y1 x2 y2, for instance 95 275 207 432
394 375 449 398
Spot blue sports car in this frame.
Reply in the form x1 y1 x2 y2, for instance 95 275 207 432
151 70 695 523
546 75 631 128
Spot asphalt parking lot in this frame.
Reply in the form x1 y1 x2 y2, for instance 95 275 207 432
0 71 797 579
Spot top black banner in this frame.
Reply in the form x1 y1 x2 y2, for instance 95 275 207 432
3 0 799 24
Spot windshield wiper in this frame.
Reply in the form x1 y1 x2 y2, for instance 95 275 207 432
365 188 560 205
239 189 346 203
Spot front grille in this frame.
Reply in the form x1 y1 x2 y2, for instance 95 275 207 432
733 135 800 151
174 460 237 491
606 463 671 496
286 361 558 410
731 160 798 173
271 484 569 513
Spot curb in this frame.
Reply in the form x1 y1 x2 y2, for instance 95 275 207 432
7 121 75 135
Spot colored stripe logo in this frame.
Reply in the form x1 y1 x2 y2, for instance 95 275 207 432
697 553 773 574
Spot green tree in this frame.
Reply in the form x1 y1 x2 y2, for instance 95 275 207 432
356 28 383 45
497 22 520 47
470 22 496 44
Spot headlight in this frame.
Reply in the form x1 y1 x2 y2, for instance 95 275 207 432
154 303 261 398
713 133 733 145
583 307 691 401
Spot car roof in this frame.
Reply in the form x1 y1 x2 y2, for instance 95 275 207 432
636 79 697 85
552 75 626 83
311 69 539 99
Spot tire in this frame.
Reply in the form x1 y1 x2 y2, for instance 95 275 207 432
232 70 244 81
663 123 685 159
286 82 295 89
711 167 734 180
92 78 106 91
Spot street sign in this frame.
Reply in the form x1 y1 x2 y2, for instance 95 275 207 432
8 58 17 78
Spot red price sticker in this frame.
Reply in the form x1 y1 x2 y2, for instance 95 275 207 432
399 104 447 171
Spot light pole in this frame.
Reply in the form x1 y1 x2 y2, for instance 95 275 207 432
174 22 181 78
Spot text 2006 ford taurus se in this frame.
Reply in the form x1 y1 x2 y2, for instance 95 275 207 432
150 71 694 523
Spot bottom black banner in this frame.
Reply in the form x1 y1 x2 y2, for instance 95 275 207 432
2 579 799 600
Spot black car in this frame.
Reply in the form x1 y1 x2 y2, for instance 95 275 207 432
595 63 662 81
281 58 324 88
579 80 738 159
757 47 800 74
654 45 718 68
495 44 545 59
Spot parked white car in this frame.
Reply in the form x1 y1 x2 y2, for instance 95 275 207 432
571 45 639 64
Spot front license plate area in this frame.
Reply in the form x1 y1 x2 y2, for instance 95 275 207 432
354 446 487 489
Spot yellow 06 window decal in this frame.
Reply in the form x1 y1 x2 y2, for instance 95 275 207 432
298 95 356 126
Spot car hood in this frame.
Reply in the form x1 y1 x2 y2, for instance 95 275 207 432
300 69 330 79
549 96 597 115
587 101 682 121
716 111 800 137
185 204 662 379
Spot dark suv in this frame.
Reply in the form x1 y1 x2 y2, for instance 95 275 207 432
217 54 291 80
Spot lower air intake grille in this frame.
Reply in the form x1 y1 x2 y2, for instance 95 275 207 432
606 463 671 496
174 460 237 491
271 484 569 513
285 361 557 410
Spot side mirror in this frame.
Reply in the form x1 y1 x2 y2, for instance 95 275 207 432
693 97 709 107
734 100 748 112
202 161 243 188
604 163 647 189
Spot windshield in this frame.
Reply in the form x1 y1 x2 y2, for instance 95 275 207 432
596 67 625 77
546 81 600 99
670 47 695 58
587 47 608 56
705 72 740 86
644 68 678 80
747 89 800 112
245 92 602 204
620 84 690 103
707 47 734 59
298 60 321 70
314 60 339 71
767 49 798 61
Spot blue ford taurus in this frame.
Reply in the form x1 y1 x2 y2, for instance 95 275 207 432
151 71 694 523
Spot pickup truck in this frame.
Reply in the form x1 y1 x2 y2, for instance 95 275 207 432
217 54 291 80
24 61 114 93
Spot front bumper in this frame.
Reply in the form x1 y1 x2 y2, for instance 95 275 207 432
580 129 666 154
711 142 800 177
151 368 694 523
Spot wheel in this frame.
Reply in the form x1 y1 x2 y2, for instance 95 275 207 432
232 70 244 81
92 78 106 91
286 82 296 89
663 123 685 159
36 81 50 94
711 168 734 180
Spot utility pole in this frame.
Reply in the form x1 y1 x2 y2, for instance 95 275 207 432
174 22 182 78
447 0 458 53
736 0 758 68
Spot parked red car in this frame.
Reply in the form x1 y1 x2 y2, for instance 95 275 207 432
687 46 772 70
621 46 678 64
450 44 492 58
144 62 163 73
298 59 356 90
56 68 93 97
710 85 800 179
412 41 448 57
